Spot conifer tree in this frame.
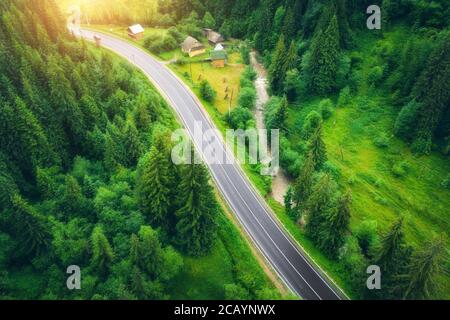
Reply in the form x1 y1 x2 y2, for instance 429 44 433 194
375 217 405 271
91 225 114 275
269 35 287 94
411 34 450 154
138 142 171 227
403 235 447 299
273 95 288 132
305 174 334 242
175 164 217 256
307 14 340 94
307 123 327 170
10 194 50 256
318 190 351 258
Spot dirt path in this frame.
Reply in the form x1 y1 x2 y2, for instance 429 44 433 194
250 52 290 205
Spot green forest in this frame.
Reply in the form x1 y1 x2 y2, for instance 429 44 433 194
0 0 282 300
1 0 449 300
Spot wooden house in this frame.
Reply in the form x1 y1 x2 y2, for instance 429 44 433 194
181 36 206 57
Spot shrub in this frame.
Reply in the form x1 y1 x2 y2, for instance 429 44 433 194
240 45 250 65
367 66 384 86
199 80 216 102
242 66 257 81
323 161 341 179
284 69 301 102
240 77 253 89
391 161 409 177
237 87 256 109
301 111 322 139
394 100 420 140
319 99 334 120
441 175 450 189
354 220 378 259
226 106 254 129
167 27 184 42
337 86 351 107
373 133 390 148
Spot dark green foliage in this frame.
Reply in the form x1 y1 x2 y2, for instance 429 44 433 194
403 235 448 299
307 123 327 171
293 153 315 209
137 133 172 228
175 164 218 256
304 14 341 95
199 80 217 102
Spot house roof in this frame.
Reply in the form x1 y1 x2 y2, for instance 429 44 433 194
128 24 144 35
210 50 227 61
214 43 224 51
181 36 204 51
207 31 224 44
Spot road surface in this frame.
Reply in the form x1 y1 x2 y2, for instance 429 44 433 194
80 29 344 300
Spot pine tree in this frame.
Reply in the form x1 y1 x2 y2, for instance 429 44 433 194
137 138 171 227
175 164 217 256
305 174 334 242
91 225 114 275
269 35 287 94
307 123 327 170
284 40 298 73
307 14 340 95
10 194 49 256
403 235 447 299
318 190 351 258
375 217 404 271
293 152 315 209
123 120 142 168
273 95 288 131
411 34 450 154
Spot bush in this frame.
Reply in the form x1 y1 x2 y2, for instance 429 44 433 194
242 66 257 81
167 27 184 42
226 106 254 129
391 161 409 177
301 111 322 139
367 66 384 86
394 100 420 141
319 99 334 120
237 87 256 109
337 86 351 107
354 220 378 259
441 175 450 189
323 161 341 179
373 133 390 148
240 77 253 89
240 45 250 65
284 69 301 102
199 80 216 102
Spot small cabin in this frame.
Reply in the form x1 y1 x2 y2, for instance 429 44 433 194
203 29 224 45
128 24 144 40
210 50 227 68
181 36 206 57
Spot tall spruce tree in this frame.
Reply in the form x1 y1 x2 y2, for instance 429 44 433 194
10 194 49 257
318 190 351 258
410 34 450 154
305 173 334 242
90 225 114 275
307 123 327 170
268 35 287 94
175 164 217 256
137 140 172 227
307 14 340 95
403 235 448 299
293 152 315 209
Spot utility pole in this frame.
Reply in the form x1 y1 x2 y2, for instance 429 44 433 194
229 87 234 116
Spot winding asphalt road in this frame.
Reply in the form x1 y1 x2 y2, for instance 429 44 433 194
80 29 344 300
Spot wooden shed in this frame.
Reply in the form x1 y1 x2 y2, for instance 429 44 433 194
181 36 206 57
128 24 144 40
210 50 227 68
204 29 224 45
